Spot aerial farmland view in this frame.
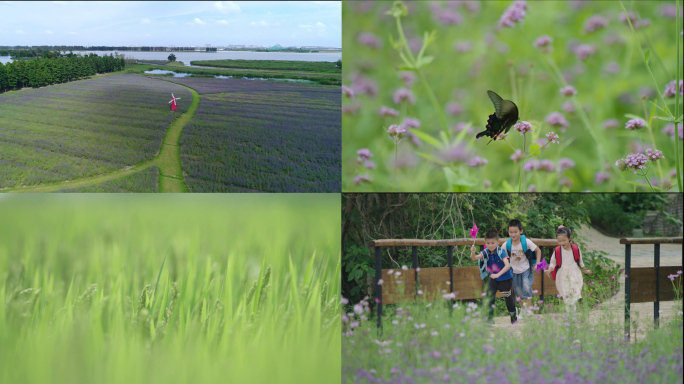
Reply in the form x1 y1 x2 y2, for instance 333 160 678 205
0 1 341 193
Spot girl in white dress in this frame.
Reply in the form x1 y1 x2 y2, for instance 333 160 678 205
544 226 591 313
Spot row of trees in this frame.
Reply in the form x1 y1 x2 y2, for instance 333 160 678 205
0 53 125 93
1 46 204 52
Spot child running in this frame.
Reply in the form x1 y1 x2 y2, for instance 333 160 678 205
506 219 542 319
544 226 591 314
471 230 517 325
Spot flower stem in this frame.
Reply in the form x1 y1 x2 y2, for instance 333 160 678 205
676 0 683 192
394 142 398 192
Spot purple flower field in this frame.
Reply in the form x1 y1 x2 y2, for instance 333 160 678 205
162 77 340 192
0 75 191 189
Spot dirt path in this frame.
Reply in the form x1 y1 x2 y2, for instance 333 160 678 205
2 78 200 193
490 226 682 341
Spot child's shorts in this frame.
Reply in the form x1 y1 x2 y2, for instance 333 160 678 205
512 268 534 299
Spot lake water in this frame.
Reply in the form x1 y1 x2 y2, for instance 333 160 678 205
0 50 340 65
145 69 315 83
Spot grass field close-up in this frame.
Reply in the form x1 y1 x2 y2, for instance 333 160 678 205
342 1 683 192
0 194 341 384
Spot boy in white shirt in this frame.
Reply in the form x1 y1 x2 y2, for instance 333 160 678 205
506 219 542 319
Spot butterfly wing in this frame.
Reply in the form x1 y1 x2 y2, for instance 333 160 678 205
500 100 519 134
487 90 504 119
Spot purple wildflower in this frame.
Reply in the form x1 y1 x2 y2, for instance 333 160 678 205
454 41 473 53
439 143 471 163
402 117 421 129
528 184 537 192
510 149 524 161
453 122 473 135
354 174 373 185
594 171 610 185
393 88 416 105
645 148 664 161
604 34 625 45
378 106 400 117
564 322 571 327
560 178 573 188
546 132 560 144
574 44 596 61
523 159 536 172
482 344 495 354
584 15 609 33
513 121 533 135
342 85 355 99
483 180 492 188
468 157 488 167
625 118 646 131
364 161 376 170
357 148 373 163
546 112 569 131
343 101 361 115
562 101 575 113
560 86 577 97
534 35 553 52
429 350 442 358
432 6 463 25
619 11 637 25
399 71 415 88
357 32 381 49
662 123 683 140
495 132 508 141
407 132 421 147
538 159 555 172
663 80 683 98
387 124 407 140
558 158 576 171
602 119 620 129
659 4 683 19
351 73 378 98
603 61 620 74
447 101 463 116
499 1 527 28
615 153 648 174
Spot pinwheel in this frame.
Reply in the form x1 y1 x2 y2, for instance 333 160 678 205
535 258 548 274
470 223 479 245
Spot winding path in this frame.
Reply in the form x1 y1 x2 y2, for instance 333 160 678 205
2 80 200 193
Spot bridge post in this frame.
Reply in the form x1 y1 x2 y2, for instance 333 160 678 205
540 246 545 313
374 246 382 334
448 246 453 316
412 246 418 298
624 244 631 339
654 243 660 328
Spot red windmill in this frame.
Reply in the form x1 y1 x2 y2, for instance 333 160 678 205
169 93 181 111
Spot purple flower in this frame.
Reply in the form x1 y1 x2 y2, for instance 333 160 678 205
453 122 473 135
574 44 596 61
560 178 573 188
387 124 407 139
534 35 553 52
625 118 646 131
364 161 376 169
545 132 560 144
546 112 569 130
585 15 609 33
354 174 373 185
399 71 415 88
538 159 555 172
645 148 664 161
378 106 400 117
393 88 416 105
662 123 683 140
603 61 620 74
594 171 610 185
483 180 492 188
499 1 527 28
447 101 463 116
495 132 508 141
482 344 495 354
619 11 638 25
659 4 683 19
562 101 575 113
560 86 577 97
439 143 471 163
357 148 373 162
527 184 537 192
513 121 533 135
564 322 571 327
402 117 421 129
454 41 472 53
351 73 378 98
663 80 683 98
604 34 625 45
523 159 536 172
602 119 620 129
357 32 381 49
510 149 524 161
468 157 488 167
342 85 355 99
558 158 576 171
615 153 648 174
432 6 463 25
343 101 361 115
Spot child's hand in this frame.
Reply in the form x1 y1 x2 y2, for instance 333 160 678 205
582 268 592 274
490 273 499 279
470 245 476 254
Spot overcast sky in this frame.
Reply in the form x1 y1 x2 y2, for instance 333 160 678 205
0 1 341 47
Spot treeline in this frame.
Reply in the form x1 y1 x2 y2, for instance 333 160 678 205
1 46 207 52
0 54 125 93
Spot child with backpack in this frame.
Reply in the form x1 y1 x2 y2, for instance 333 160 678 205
506 219 543 319
471 230 517 325
544 226 591 314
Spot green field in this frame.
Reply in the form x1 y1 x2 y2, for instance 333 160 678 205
190 59 341 73
0 194 341 384
55 165 160 192
342 1 682 192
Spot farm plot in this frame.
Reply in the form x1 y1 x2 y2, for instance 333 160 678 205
164 78 340 192
55 165 159 192
0 75 191 189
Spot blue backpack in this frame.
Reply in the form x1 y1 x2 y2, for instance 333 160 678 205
478 246 506 280
505 235 537 267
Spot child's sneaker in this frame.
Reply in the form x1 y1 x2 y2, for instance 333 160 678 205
509 311 518 324
516 306 523 320
486 319 496 327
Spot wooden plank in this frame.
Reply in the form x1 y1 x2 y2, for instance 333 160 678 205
370 238 560 247
381 266 560 304
629 266 683 303
619 237 682 245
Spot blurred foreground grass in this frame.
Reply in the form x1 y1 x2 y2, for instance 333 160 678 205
0 194 340 384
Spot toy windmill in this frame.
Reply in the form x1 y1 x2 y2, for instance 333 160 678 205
169 93 180 111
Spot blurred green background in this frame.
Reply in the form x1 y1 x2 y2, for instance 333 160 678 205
342 0 682 192
0 194 340 384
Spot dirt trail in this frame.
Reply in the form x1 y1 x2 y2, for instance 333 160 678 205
490 226 682 341
2 77 200 193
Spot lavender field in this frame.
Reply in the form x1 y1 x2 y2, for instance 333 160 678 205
0 75 191 189
164 77 341 192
